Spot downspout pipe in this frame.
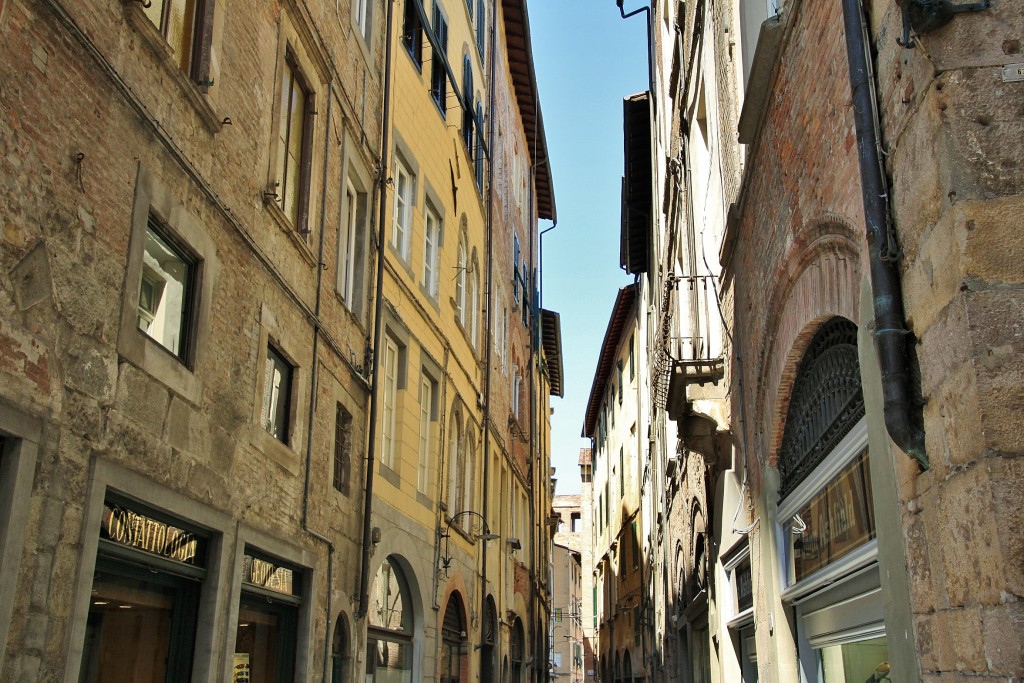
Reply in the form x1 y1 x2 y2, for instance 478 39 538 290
841 0 928 469
358 0 397 620
616 0 654 105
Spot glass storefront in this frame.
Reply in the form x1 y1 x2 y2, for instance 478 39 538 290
366 556 415 683
818 636 889 682
234 550 300 683
79 499 206 683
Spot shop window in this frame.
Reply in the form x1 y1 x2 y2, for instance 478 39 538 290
262 345 294 443
79 498 208 683
333 403 352 496
440 593 466 683
429 1 449 114
137 217 197 362
142 0 213 82
235 550 302 683
367 557 415 682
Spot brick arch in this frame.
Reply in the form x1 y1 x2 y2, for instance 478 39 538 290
748 222 862 484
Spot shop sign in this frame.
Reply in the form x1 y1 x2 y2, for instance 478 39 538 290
233 653 250 683
243 554 296 596
791 449 875 582
102 501 200 565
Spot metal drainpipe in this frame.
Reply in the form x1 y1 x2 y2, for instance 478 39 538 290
302 79 339 680
841 0 928 469
357 0 397 620
616 0 654 106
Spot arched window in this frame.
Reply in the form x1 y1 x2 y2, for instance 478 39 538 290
331 617 351 682
470 253 480 348
481 597 497 681
366 557 414 681
456 232 468 326
777 318 864 497
448 411 463 513
440 593 466 683
510 618 525 683
462 427 476 513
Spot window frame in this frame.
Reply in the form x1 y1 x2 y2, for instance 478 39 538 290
136 215 199 364
119 166 219 404
402 0 425 68
333 402 353 496
422 202 442 299
391 157 415 262
273 51 315 234
337 141 373 322
455 233 468 326
417 370 439 495
381 335 400 471
429 0 449 115
262 343 295 444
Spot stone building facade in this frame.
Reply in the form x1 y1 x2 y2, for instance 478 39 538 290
0 0 560 681
601 0 1024 682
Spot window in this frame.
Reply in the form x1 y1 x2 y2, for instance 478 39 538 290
402 0 424 67
475 0 485 56
262 345 293 443
83 498 208 682
381 336 399 469
455 234 467 325
430 1 449 113
334 403 352 495
354 0 373 43
392 159 414 260
501 306 509 373
462 429 477 513
739 0 779 90
474 102 485 188
137 217 197 362
629 334 635 379
440 594 467 683
236 550 302 683
470 257 480 348
619 446 624 495
511 366 521 422
462 57 474 152
512 235 521 304
366 557 414 681
274 54 314 232
447 414 462 513
338 172 370 314
418 373 437 494
142 0 211 82
617 361 624 405
423 204 441 298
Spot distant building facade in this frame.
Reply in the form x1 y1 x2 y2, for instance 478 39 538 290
591 0 1024 682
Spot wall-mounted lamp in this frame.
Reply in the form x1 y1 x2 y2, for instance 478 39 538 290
439 510 499 577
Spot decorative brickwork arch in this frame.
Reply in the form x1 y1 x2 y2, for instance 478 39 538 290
744 221 862 487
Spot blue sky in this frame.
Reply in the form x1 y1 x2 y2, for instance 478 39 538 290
530 1 648 495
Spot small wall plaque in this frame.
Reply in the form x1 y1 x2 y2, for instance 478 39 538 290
1002 63 1024 83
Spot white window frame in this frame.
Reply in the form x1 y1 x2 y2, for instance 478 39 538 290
423 204 441 298
456 235 468 325
381 336 400 469
778 419 876 602
339 178 359 306
392 159 413 261
353 0 372 41
417 373 434 494
470 259 480 348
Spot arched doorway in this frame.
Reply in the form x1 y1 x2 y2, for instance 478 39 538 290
440 593 466 683
480 596 497 682
365 556 414 682
331 616 351 682
510 617 524 683
623 650 633 682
